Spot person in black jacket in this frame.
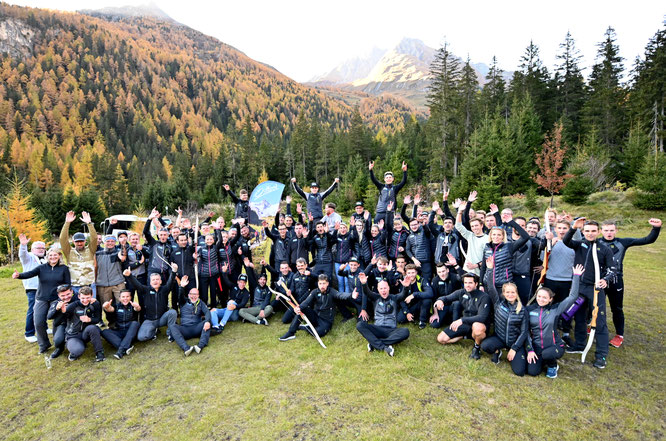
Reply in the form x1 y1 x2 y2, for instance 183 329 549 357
170 233 196 307
480 257 529 376
168 277 211 355
238 264 274 325
282 258 316 324
64 286 104 362
428 261 462 329
288 223 310 271
562 218 617 369
101 289 140 359
223 184 250 223
600 218 661 348
434 272 491 360
124 264 177 342
264 220 291 269
279 274 354 342
369 161 407 223
397 264 433 329
210 268 251 331
196 232 222 308
291 178 339 224
46 285 74 359
13 248 71 354
356 274 409 356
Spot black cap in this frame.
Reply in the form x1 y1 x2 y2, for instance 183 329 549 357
310 182 319 188
117 230 128 238
258 273 267 279
238 274 248 282
349 257 359 263
72 232 86 242
355 201 364 207
57 284 72 292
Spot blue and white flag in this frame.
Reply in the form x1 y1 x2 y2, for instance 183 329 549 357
249 180 285 225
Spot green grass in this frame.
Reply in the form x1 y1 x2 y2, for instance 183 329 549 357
1 202 665 440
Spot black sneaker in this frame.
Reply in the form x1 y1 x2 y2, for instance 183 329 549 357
38 345 52 355
113 351 124 360
491 350 502 365
95 352 106 362
593 357 607 369
211 327 222 336
418 321 426 329
470 346 481 360
279 332 296 341
385 345 395 357
562 334 575 347
68 354 78 362
565 344 583 354
167 335 174 343
50 347 64 359
367 343 374 352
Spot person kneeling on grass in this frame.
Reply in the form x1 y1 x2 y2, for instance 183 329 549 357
64 286 105 362
356 274 409 357
101 289 140 359
46 284 74 359
168 277 211 356
124 264 177 342
480 257 529 376
525 264 584 379
279 274 355 342
434 272 490 360
210 267 250 333
238 265 273 326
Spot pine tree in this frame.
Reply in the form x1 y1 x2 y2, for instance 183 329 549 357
510 40 554 129
427 42 462 180
620 122 650 185
555 31 587 138
480 56 507 115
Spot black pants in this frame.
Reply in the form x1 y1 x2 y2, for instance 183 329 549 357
356 321 409 350
101 322 139 353
429 301 462 328
199 274 221 307
572 283 609 359
66 326 104 358
606 277 625 336
480 335 527 376
513 274 531 305
288 307 333 337
335 297 361 320
526 344 564 376
398 298 430 324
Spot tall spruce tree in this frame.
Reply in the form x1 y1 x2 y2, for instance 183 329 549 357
480 56 507 116
555 31 587 139
510 41 554 129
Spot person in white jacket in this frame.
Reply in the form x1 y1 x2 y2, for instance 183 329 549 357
454 201 488 276
18 233 46 343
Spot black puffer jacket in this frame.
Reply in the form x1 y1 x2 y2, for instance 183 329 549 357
405 226 431 262
484 271 529 351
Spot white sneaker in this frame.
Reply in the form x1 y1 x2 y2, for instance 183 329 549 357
46 328 53 335
25 335 38 343
184 346 194 356
193 345 202 354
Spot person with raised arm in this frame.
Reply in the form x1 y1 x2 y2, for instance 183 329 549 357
291 177 339 224
59 210 97 296
101 289 140 359
369 161 408 224
168 277 211 356
17 233 46 343
454 194 488 276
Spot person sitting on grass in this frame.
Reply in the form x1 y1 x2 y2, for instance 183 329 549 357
279 274 355 342
356 273 410 357
124 264 177 342
210 266 250 333
238 262 274 326
168 277 211 356
526 264 584 378
46 284 74 360
64 286 105 362
433 272 491 360
480 257 530 376
101 289 140 360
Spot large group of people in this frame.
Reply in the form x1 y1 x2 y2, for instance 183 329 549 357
14 161 662 379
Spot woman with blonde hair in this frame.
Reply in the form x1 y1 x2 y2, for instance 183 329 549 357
480 217 530 292
481 257 529 376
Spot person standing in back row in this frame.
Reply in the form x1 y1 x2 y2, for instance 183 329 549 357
369 161 408 224
291 177 340 224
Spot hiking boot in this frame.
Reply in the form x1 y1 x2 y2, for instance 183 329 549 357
50 347 64 359
469 346 481 360
565 344 583 354
385 345 395 357
593 357 607 369
279 332 296 341
193 345 202 354
546 364 559 378
491 350 502 365
184 346 194 356
95 352 105 362
610 335 624 348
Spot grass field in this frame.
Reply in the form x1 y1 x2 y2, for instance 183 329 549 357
1 196 665 441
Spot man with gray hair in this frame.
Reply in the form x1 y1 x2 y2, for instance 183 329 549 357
18 233 46 342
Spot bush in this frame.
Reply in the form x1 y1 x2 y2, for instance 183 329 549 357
562 176 595 205
524 187 538 212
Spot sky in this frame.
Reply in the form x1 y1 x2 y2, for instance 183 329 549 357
6 0 666 82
